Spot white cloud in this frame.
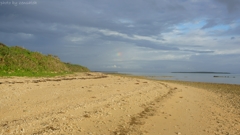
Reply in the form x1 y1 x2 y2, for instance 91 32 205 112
17 33 34 39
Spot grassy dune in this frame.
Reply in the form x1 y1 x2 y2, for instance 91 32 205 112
0 42 89 77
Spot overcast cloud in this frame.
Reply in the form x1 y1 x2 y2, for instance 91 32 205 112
0 0 240 73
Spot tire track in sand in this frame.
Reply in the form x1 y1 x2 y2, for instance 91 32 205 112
112 83 180 135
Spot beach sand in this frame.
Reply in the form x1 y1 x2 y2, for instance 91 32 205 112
0 72 239 135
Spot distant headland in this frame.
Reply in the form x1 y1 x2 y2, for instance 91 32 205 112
171 72 231 74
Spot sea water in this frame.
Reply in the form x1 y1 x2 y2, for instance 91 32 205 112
120 72 240 85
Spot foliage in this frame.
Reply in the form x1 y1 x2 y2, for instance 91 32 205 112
0 43 89 77
64 62 90 72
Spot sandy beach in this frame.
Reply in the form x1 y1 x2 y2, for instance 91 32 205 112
0 72 239 135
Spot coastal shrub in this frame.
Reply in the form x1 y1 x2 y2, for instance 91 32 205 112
0 43 89 76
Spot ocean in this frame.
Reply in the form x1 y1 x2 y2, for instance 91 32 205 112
119 72 240 85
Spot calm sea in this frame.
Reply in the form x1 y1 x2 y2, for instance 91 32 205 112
119 72 240 85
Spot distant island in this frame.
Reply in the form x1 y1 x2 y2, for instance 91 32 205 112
171 72 231 74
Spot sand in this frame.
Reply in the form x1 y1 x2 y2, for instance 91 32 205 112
0 72 239 135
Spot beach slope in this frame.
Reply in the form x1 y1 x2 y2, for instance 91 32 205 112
0 73 239 134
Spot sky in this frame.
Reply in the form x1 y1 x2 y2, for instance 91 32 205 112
0 0 240 73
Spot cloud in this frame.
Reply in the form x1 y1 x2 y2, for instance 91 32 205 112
201 20 218 29
0 0 240 73
182 49 214 53
215 0 240 13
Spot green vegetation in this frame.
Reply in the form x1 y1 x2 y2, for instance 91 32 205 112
64 62 89 72
0 42 89 77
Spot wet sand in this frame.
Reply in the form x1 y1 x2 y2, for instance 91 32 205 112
0 72 240 135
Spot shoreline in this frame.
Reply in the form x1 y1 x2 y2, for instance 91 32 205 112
108 72 240 111
107 72 240 86
112 72 240 85
2 72 240 112
157 79 240 111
